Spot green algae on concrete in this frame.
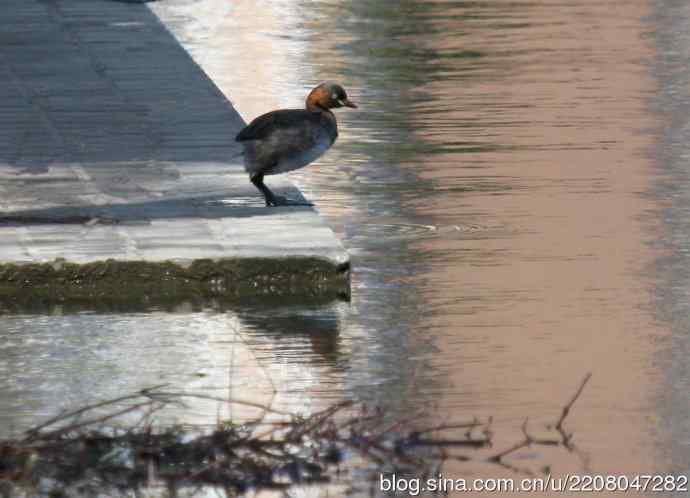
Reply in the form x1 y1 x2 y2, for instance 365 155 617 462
0 258 350 309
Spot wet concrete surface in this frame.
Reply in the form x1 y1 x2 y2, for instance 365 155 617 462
0 0 349 302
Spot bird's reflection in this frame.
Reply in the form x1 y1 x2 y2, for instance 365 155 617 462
235 304 344 370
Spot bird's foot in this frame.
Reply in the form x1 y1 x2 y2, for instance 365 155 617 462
266 195 313 207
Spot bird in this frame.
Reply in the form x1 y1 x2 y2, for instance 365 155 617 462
235 82 357 207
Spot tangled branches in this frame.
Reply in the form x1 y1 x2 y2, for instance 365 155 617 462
0 375 592 497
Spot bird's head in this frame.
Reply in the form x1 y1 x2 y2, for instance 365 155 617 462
306 82 357 112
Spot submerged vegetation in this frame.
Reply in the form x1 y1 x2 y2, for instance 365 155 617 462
0 375 591 497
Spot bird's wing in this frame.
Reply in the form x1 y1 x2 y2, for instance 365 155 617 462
235 109 314 142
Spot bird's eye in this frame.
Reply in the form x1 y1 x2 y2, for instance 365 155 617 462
331 93 338 100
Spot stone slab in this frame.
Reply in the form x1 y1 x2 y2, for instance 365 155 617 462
0 0 349 305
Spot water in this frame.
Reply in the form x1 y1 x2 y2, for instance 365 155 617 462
2 0 689 493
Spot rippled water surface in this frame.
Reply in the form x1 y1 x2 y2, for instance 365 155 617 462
3 0 690 493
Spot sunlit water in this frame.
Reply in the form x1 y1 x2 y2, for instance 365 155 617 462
1 0 689 494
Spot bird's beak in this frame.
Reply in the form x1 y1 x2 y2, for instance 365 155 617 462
341 98 357 108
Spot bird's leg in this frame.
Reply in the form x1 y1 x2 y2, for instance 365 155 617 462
250 172 281 206
250 172 312 207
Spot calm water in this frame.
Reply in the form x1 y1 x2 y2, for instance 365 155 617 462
2 0 689 493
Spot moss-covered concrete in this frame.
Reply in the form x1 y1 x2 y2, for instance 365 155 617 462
0 258 350 311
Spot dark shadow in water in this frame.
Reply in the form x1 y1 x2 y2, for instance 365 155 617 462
236 305 345 370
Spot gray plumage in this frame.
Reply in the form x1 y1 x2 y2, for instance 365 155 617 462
235 82 356 207
236 109 337 176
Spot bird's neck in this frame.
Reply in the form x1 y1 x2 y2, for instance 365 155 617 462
306 102 332 114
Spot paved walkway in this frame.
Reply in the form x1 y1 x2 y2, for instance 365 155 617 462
0 0 348 301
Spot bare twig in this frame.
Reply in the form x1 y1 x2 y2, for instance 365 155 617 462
556 372 592 438
3 375 593 496
23 385 168 441
489 374 592 465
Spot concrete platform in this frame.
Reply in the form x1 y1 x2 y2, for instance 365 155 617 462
0 0 349 306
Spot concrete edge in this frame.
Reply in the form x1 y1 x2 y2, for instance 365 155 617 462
0 257 351 311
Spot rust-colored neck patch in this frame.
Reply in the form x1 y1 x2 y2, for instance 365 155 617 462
306 86 333 111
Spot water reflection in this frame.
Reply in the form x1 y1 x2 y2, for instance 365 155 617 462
303 0 670 477
238 305 344 370
0 303 348 436
150 0 674 478
2 0 688 491
649 0 690 478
